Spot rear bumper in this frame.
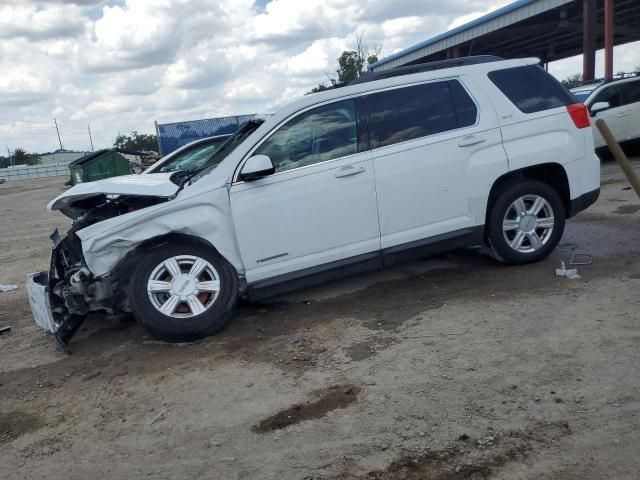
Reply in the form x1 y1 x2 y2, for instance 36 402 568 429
26 272 59 333
568 187 600 218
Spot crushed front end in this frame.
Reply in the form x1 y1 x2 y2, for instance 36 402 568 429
27 192 171 353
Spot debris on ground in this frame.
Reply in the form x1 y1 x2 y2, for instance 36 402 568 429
148 410 168 425
570 253 593 265
81 371 101 381
555 261 580 279
0 326 12 335
0 284 17 293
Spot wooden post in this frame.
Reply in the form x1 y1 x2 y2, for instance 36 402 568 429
595 119 640 198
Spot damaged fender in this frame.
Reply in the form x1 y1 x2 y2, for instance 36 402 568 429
75 185 245 278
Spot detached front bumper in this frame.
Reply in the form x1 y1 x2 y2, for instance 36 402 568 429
26 272 59 333
27 270 88 354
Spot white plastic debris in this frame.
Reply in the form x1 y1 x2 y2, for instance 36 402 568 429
0 284 18 293
555 262 580 279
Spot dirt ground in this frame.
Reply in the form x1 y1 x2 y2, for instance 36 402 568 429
1 162 639 480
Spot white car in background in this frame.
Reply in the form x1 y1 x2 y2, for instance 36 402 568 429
144 134 231 174
571 75 640 151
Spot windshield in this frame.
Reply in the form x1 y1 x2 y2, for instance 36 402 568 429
189 119 265 183
573 90 593 103
154 140 224 173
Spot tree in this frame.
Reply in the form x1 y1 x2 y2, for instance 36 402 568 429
114 131 158 152
307 33 381 94
11 148 41 166
561 73 583 89
308 83 332 94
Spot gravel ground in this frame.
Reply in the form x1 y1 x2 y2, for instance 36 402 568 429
0 162 639 480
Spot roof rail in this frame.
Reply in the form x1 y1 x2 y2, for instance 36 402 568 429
349 55 504 86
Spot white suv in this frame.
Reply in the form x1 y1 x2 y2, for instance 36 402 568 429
27 56 600 350
571 75 640 151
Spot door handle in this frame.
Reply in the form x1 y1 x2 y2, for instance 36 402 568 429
458 136 487 147
616 112 627 118
335 165 365 178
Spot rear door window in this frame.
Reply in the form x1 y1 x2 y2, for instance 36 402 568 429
364 81 458 149
620 80 640 106
488 65 575 114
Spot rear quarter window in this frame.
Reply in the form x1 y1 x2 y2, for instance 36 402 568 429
449 80 477 127
488 65 576 114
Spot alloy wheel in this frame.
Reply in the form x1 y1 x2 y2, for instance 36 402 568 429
146 255 221 318
502 194 555 253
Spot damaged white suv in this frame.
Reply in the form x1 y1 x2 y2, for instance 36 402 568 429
27 56 600 351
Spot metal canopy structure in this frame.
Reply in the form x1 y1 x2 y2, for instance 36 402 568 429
369 0 640 81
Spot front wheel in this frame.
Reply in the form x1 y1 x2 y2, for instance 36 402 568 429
128 242 238 342
487 180 565 265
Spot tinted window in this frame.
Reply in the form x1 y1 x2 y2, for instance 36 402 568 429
256 100 357 172
488 65 575 113
592 85 622 108
365 81 458 148
620 80 640 105
449 80 477 127
573 90 593 103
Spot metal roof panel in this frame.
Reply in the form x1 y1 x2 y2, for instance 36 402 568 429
369 0 574 72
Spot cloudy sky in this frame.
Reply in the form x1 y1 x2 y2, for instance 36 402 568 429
1 0 638 154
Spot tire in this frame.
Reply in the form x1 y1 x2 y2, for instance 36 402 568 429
487 180 565 265
128 241 238 342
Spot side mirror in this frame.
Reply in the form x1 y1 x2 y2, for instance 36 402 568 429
590 101 610 117
240 154 275 181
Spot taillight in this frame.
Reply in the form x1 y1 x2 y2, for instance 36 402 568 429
566 103 590 129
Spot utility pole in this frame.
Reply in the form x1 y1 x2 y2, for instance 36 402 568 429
5 145 13 167
154 120 162 155
54 118 63 151
87 125 94 151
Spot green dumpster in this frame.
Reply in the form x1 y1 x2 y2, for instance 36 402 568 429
68 149 131 185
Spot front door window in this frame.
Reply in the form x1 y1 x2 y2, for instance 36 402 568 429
255 100 358 172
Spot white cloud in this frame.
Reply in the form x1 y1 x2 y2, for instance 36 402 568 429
271 37 347 79
0 4 88 40
1 0 639 154
447 1 512 31
0 66 52 107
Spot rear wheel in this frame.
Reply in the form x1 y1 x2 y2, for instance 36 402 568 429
129 242 238 342
487 180 565 265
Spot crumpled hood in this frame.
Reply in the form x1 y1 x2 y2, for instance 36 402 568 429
48 173 180 218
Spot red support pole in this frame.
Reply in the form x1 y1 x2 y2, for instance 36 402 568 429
604 0 614 79
582 0 596 82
